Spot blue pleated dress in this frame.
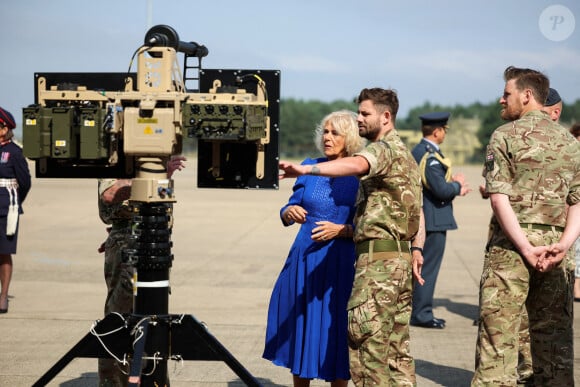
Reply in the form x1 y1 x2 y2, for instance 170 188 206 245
263 157 358 381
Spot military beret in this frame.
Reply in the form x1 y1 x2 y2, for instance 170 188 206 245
0 106 16 130
545 88 561 107
419 111 450 127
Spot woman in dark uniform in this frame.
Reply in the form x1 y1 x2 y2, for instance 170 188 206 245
0 106 31 313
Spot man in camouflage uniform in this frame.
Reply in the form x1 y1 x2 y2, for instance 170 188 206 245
476 86 564 384
279 88 425 386
97 178 134 387
97 156 186 387
472 66 580 386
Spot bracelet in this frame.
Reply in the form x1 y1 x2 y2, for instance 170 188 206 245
310 165 321 175
410 246 423 254
342 224 352 237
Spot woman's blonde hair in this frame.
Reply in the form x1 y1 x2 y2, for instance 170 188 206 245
314 110 365 156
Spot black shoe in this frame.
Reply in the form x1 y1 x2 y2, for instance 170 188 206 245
411 316 446 324
411 318 445 329
0 299 8 314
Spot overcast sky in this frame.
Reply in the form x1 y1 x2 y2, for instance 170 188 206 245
3 0 579 135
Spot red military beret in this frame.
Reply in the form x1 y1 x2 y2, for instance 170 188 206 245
0 106 16 130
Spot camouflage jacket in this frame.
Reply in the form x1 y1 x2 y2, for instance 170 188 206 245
353 129 422 243
484 110 580 227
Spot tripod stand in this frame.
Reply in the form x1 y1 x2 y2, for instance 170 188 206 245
32 312 261 386
33 162 261 387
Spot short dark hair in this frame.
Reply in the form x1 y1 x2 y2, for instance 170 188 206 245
357 88 399 122
503 66 549 106
421 124 446 137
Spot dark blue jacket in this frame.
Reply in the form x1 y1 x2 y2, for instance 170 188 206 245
412 139 459 232
0 141 31 216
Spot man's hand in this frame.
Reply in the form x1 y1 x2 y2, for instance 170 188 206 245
452 172 466 186
279 161 307 179
97 227 112 253
479 184 489 199
102 179 132 204
167 155 187 178
519 245 549 269
452 173 472 196
536 242 568 272
412 250 425 285
97 241 106 253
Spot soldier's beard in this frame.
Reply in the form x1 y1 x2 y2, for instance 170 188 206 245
500 105 521 121
359 121 382 141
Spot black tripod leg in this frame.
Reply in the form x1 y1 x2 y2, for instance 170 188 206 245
33 314 131 387
171 315 262 387
33 334 96 387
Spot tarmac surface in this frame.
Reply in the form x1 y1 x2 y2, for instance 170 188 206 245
0 161 578 386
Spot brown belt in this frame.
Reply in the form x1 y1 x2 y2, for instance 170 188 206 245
520 223 564 232
356 239 411 256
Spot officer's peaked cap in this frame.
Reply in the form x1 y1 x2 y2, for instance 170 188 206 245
419 111 450 127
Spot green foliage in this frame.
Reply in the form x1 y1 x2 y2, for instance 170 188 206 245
279 98 357 158
398 100 504 152
278 97 580 162
559 99 580 126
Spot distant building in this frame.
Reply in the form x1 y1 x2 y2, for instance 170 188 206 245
398 116 482 165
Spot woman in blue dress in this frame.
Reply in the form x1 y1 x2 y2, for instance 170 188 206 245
264 110 364 386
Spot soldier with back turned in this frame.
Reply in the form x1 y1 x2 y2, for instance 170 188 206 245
472 66 580 386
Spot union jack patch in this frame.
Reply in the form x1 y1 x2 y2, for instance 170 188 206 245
485 152 494 172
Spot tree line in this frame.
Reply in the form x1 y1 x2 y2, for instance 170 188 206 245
279 97 580 163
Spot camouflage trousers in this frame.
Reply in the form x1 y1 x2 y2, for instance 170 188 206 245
347 250 415 386
483 221 533 385
98 226 133 387
472 228 574 386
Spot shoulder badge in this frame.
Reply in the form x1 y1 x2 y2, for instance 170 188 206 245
418 150 452 190
485 152 494 172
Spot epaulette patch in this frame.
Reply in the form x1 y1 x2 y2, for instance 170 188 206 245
485 152 494 171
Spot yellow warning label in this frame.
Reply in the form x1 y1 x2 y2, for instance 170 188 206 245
138 118 158 124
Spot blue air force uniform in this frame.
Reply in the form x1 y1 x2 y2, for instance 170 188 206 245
411 112 461 327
